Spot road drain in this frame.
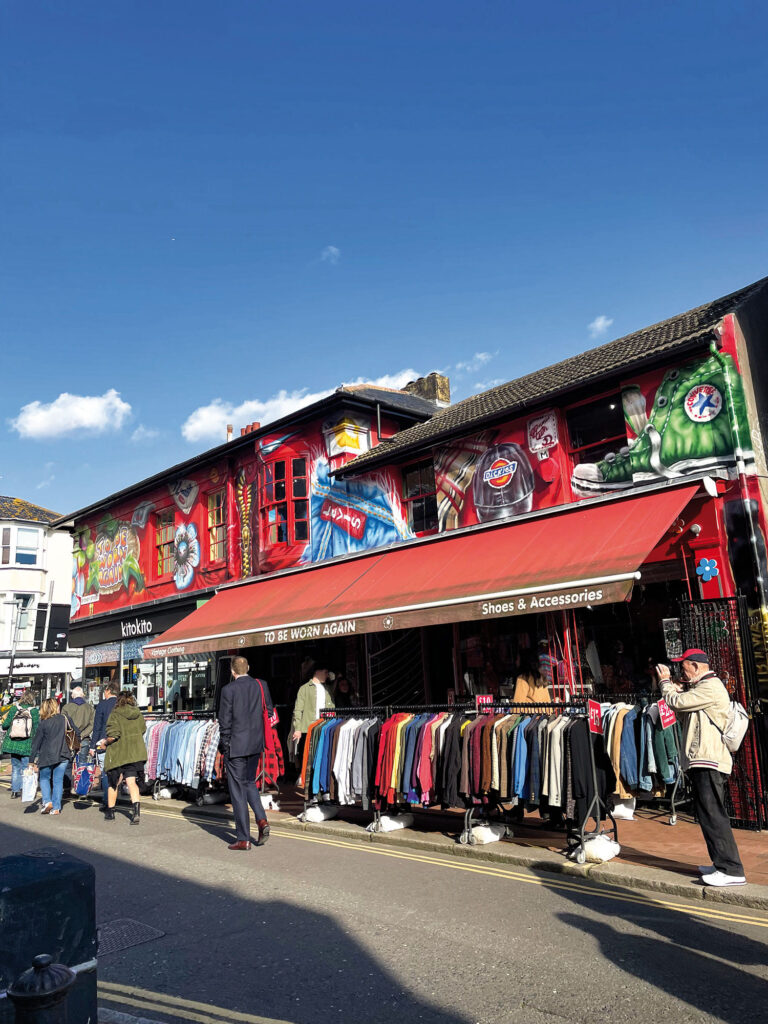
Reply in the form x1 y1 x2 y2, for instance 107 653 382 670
98 919 166 956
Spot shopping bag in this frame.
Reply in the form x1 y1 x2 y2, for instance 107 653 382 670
72 752 96 796
21 768 37 803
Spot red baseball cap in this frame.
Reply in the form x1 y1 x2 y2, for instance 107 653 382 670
671 648 709 664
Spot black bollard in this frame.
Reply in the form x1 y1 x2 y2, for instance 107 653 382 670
7 955 76 1024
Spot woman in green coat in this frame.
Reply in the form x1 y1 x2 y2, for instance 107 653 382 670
96 691 147 825
2 693 40 798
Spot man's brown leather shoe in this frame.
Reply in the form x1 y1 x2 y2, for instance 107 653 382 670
256 819 270 846
228 840 251 851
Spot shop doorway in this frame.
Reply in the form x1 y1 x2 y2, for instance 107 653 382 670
366 629 425 706
679 595 767 829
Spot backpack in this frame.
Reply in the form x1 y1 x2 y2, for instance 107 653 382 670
9 708 32 740
63 714 81 755
720 700 750 753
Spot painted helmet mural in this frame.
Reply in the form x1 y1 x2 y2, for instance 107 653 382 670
472 443 535 523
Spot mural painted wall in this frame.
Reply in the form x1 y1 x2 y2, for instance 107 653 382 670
71 462 232 621
432 349 756 534
248 409 414 575
434 410 567 531
570 351 753 496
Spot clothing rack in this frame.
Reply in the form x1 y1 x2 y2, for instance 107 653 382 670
458 701 587 846
596 692 689 827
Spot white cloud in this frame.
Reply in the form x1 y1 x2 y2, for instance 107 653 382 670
455 351 494 375
182 369 421 444
36 470 55 490
588 315 614 339
131 425 159 443
475 378 505 392
320 245 341 265
10 389 132 440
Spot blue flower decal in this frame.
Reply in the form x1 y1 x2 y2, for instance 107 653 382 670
696 557 719 583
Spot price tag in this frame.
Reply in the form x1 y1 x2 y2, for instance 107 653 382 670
588 699 603 734
657 698 677 729
476 694 494 715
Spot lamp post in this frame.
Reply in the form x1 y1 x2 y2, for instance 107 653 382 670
4 599 28 694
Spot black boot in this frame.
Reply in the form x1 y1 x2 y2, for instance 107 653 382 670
129 802 141 825
104 808 115 821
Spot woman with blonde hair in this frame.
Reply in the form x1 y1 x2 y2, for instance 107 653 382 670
30 698 79 815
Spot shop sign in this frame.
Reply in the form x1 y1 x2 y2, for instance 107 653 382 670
588 699 603 734
479 581 630 617
84 642 121 666
121 617 154 639
657 698 677 730
145 580 636 658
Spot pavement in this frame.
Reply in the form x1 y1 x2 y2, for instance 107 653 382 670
1 782 767 1024
1 765 768 908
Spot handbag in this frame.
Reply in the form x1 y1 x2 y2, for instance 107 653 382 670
64 714 81 755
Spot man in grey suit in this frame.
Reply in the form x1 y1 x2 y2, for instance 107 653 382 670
218 656 274 851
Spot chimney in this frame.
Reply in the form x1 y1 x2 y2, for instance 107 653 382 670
404 372 451 408
226 424 233 442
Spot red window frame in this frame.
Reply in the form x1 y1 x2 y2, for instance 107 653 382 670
401 458 438 534
206 488 226 564
259 453 311 547
564 390 627 460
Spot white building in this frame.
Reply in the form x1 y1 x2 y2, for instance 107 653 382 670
0 496 80 698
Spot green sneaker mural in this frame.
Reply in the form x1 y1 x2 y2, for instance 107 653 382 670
572 353 753 496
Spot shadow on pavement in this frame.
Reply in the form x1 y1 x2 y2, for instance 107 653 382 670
0 817 470 1024
555 887 766 1023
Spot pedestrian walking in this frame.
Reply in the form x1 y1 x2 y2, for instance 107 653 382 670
218 655 274 851
29 698 79 815
2 692 40 798
97 690 147 824
657 649 746 887
90 683 118 808
62 686 95 746
291 663 334 786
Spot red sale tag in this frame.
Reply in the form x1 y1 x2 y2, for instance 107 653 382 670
476 694 494 715
588 699 603 734
657 698 677 729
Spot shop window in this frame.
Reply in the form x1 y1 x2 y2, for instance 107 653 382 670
207 490 226 562
260 456 310 546
402 459 438 534
565 393 627 464
155 509 176 577
1 528 10 565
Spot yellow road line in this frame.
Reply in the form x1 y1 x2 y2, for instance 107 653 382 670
141 804 768 929
99 985 293 1024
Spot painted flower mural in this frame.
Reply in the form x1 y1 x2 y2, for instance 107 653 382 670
172 523 200 590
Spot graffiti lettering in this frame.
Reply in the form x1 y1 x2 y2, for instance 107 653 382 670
95 528 130 593
320 499 367 540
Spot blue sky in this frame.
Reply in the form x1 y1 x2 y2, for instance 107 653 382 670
2 1 767 516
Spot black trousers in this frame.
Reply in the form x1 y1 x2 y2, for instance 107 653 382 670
689 767 745 876
225 754 266 842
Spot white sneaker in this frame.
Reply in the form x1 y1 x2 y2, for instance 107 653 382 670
702 870 746 887
698 864 717 875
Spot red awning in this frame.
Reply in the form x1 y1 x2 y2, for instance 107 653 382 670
143 484 698 657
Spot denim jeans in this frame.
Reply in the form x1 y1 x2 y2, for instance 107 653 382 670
96 750 107 806
10 754 29 794
39 760 69 812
